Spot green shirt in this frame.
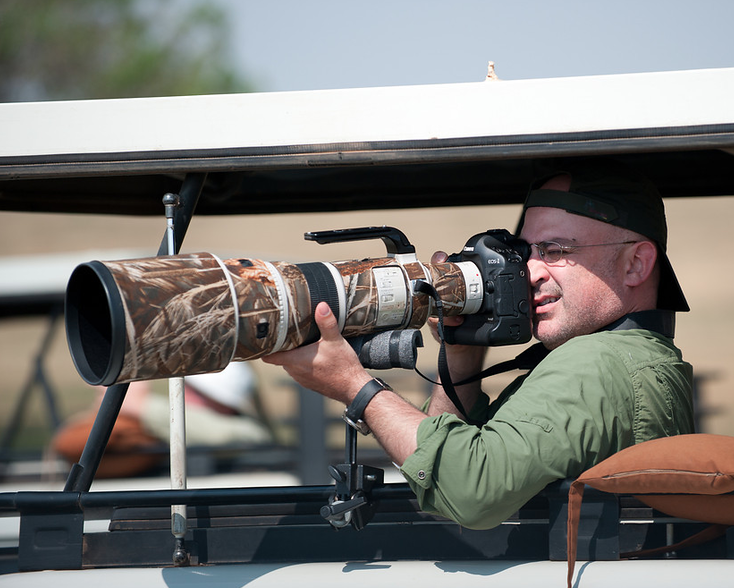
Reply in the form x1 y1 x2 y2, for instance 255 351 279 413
400 328 694 529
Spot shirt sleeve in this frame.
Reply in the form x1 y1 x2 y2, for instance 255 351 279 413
400 335 636 529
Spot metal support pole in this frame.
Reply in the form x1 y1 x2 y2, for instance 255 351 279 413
156 173 207 257
0 304 62 463
162 192 190 566
297 386 329 485
62 172 206 497
169 375 188 564
63 383 129 492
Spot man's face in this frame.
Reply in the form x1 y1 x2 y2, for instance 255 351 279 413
519 206 631 349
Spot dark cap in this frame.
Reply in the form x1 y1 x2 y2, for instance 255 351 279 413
517 159 689 312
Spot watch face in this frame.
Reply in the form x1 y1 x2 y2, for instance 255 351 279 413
342 410 371 435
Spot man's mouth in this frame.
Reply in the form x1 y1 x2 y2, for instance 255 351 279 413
534 296 560 311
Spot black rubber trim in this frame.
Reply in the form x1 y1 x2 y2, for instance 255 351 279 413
296 262 342 345
389 331 402 367
65 261 125 386
3 124 734 178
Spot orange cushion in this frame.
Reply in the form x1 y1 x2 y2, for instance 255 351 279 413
578 434 734 497
566 434 734 588
52 412 163 478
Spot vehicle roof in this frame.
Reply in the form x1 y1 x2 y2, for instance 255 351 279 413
1 67 733 216
5 560 734 588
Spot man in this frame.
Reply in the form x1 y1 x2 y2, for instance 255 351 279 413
264 159 694 529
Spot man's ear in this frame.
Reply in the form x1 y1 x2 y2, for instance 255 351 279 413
624 241 658 287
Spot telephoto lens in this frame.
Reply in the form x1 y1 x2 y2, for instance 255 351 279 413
65 251 482 386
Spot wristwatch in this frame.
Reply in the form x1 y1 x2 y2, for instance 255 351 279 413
342 377 392 435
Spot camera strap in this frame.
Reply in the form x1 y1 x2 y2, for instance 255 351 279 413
601 309 676 338
440 310 676 422
416 276 676 426
412 281 472 422
414 280 523 426
450 308 676 389
450 342 550 387
435 341 550 425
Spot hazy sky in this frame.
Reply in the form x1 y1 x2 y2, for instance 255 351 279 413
216 0 734 92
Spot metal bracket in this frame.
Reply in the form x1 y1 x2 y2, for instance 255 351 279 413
16 492 84 571
321 422 384 530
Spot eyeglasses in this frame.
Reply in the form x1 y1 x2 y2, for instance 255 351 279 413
529 240 640 264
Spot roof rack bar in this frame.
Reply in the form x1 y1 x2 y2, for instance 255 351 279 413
0 484 415 517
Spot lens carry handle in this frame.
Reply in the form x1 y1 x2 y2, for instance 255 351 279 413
305 225 416 255
308 226 425 371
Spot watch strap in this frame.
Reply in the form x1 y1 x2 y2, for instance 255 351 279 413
343 377 391 435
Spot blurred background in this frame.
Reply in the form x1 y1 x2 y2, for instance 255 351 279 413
1 0 733 483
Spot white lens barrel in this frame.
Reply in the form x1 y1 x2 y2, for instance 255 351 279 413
455 261 484 315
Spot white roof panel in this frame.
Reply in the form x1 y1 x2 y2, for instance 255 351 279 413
2 68 733 158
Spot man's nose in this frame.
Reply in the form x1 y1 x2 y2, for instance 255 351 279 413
526 255 549 286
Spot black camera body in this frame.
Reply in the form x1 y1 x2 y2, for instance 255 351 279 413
444 229 532 347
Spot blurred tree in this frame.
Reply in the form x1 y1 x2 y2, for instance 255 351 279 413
0 0 252 101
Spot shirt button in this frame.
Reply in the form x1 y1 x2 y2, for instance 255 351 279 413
417 470 426 480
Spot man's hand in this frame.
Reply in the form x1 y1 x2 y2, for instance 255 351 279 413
262 301 372 405
264 301 425 465
428 250 486 364
426 251 487 417
427 251 464 338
